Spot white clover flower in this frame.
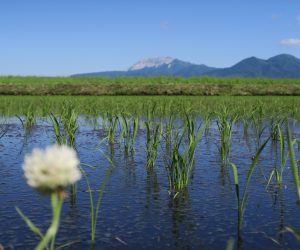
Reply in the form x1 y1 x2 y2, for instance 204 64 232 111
23 144 81 193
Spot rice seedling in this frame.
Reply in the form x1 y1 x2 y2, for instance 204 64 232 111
231 137 270 237
164 117 206 195
49 113 66 145
16 106 36 131
250 106 267 150
286 121 300 202
267 124 288 187
104 112 119 143
269 118 283 142
120 113 139 155
144 106 162 169
80 166 112 242
163 114 175 157
61 104 78 149
145 121 162 169
216 109 237 166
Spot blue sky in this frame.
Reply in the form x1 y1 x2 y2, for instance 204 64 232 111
1 0 300 76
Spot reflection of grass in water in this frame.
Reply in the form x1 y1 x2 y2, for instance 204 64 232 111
0 120 8 140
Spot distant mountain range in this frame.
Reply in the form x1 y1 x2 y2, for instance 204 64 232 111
72 54 300 78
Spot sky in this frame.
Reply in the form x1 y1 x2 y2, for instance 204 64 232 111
1 0 300 76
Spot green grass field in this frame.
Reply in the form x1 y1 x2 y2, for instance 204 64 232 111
1 76 300 95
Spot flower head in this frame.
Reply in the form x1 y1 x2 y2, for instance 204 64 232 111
23 144 81 193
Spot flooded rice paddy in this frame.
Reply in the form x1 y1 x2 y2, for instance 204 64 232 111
1 96 300 249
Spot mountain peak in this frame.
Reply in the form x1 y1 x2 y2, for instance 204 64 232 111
128 56 175 71
267 54 298 62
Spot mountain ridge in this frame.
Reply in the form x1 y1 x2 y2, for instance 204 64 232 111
72 54 300 78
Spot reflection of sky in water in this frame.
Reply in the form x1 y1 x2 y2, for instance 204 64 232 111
0 117 299 249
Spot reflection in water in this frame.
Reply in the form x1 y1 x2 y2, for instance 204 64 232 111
168 191 199 249
145 169 160 208
123 154 137 187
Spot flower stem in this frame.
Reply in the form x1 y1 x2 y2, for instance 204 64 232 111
35 192 63 250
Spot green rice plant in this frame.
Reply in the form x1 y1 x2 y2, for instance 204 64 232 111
231 137 270 236
49 113 67 145
269 118 283 142
286 121 300 202
61 105 78 149
165 118 206 194
267 124 288 187
24 107 36 129
145 121 162 169
145 105 162 169
163 114 175 157
250 105 267 150
105 112 119 143
16 106 36 136
120 114 139 155
216 110 237 166
80 166 112 242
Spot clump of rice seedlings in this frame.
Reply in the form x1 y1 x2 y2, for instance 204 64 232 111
17 145 81 250
231 137 270 237
24 108 36 130
269 118 283 142
49 105 78 149
120 114 139 155
105 112 119 143
163 114 175 157
286 121 300 202
61 106 79 203
216 109 237 166
250 106 267 150
164 117 206 195
145 121 162 169
144 106 162 169
49 113 66 145
267 124 288 187
16 106 36 134
61 104 78 149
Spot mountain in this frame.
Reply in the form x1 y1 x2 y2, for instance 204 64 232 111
72 54 300 78
72 57 216 77
207 54 300 78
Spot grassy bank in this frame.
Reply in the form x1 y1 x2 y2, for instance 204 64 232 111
1 76 300 95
